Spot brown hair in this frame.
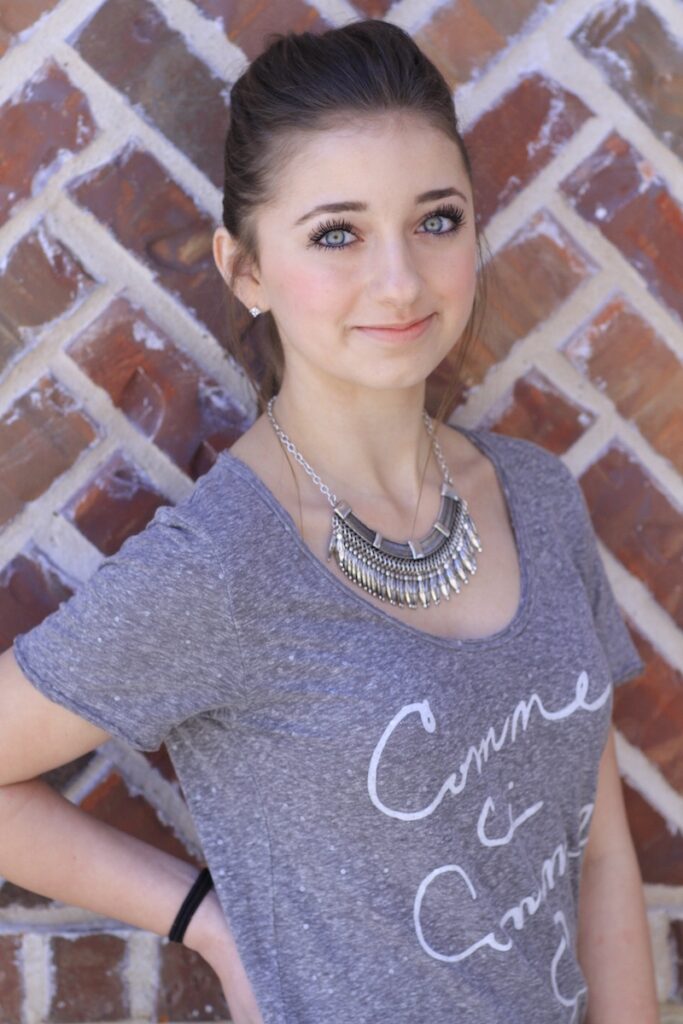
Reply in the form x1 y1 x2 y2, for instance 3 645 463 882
219 18 488 433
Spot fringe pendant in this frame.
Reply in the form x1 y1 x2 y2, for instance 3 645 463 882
327 483 482 610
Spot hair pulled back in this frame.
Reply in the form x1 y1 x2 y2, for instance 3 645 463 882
221 18 488 422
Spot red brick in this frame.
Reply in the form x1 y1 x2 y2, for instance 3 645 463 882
571 1 682 160
350 0 395 15
0 1 60 57
0 935 23 1024
0 375 99 529
66 296 249 478
622 780 683 885
562 295 683 474
670 920 683 999
614 627 683 796
465 74 591 227
62 451 169 556
0 878 52 908
157 939 229 1022
80 770 199 865
68 149 224 341
0 222 96 377
41 755 96 792
560 133 683 322
414 1 503 87
580 443 683 628
191 0 329 60
145 744 180 785
426 209 594 418
483 210 596 357
71 0 230 186
1 547 74 653
0 62 97 226
50 934 128 1023
482 368 595 453
416 0 559 88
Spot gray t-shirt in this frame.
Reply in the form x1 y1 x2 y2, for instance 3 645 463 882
13 425 644 1024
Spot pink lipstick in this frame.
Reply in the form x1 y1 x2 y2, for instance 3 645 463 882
356 312 435 343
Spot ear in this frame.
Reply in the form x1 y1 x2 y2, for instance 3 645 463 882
212 226 267 313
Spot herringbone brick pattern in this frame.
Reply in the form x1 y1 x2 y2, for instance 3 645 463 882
0 0 681 1020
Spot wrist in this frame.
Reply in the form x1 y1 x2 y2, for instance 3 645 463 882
181 888 226 960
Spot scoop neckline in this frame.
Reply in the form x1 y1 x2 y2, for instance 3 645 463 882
217 424 533 651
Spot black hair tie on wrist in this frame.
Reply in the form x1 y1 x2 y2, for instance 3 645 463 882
168 866 214 944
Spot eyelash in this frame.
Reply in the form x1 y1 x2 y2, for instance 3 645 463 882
307 203 467 252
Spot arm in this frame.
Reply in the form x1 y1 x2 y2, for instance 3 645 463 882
0 776 221 951
577 725 659 1023
0 646 256 1022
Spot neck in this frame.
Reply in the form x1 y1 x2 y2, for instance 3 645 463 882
269 378 444 511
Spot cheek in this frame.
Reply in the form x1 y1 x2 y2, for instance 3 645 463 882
273 257 347 315
439 239 477 298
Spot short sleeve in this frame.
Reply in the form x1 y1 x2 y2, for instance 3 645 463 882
12 503 244 751
560 463 645 688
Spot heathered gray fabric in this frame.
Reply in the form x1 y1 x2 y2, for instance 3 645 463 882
14 425 644 1024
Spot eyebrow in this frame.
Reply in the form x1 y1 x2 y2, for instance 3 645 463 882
293 187 468 227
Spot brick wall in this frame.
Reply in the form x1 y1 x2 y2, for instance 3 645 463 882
0 0 681 1021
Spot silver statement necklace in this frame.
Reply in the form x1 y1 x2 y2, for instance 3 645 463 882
266 397 482 611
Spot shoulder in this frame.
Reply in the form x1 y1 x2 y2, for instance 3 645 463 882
447 424 578 501
165 447 279 551
448 424 592 549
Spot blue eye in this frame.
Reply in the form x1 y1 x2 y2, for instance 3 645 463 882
307 218 355 251
420 204 466 235
306 203 466 252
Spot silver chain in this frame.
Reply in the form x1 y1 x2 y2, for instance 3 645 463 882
266 396 453 509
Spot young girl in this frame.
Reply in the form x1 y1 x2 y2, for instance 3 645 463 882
0 19 659 1024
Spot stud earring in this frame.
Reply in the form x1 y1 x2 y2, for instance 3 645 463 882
249 306 261 318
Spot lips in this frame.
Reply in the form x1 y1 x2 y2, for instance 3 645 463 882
355 313 435 343
360 314 431 330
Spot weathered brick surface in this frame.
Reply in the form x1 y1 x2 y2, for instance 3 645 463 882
0 0 681 1019
157 940 230 1022
0 61 97 226
145 743 180 784
0 375 99 528
480 207 594 363
465 74 591 227
49 934 129 1023
0 547 74 653
416 0 559 87
571 1 683 159
66 296 249 478
0 222 96 376
191 0 330 59
614 628 683 796
670 921 683 1000
484 368 594 453
427 208 594 415
0 1 60 58
69 149 224 339
0 935 23 1024
71 0 230 185
562 295 683 474
0 878 52 909
350 0 394 17
561 133 683 322
623 781 683 886
62 450 168 556
580 444 683 629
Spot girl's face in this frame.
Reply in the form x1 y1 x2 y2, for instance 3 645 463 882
225 113 478 396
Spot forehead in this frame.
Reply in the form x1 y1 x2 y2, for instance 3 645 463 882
265 113 469 211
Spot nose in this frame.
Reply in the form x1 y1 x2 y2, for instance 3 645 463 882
368 234 422 311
